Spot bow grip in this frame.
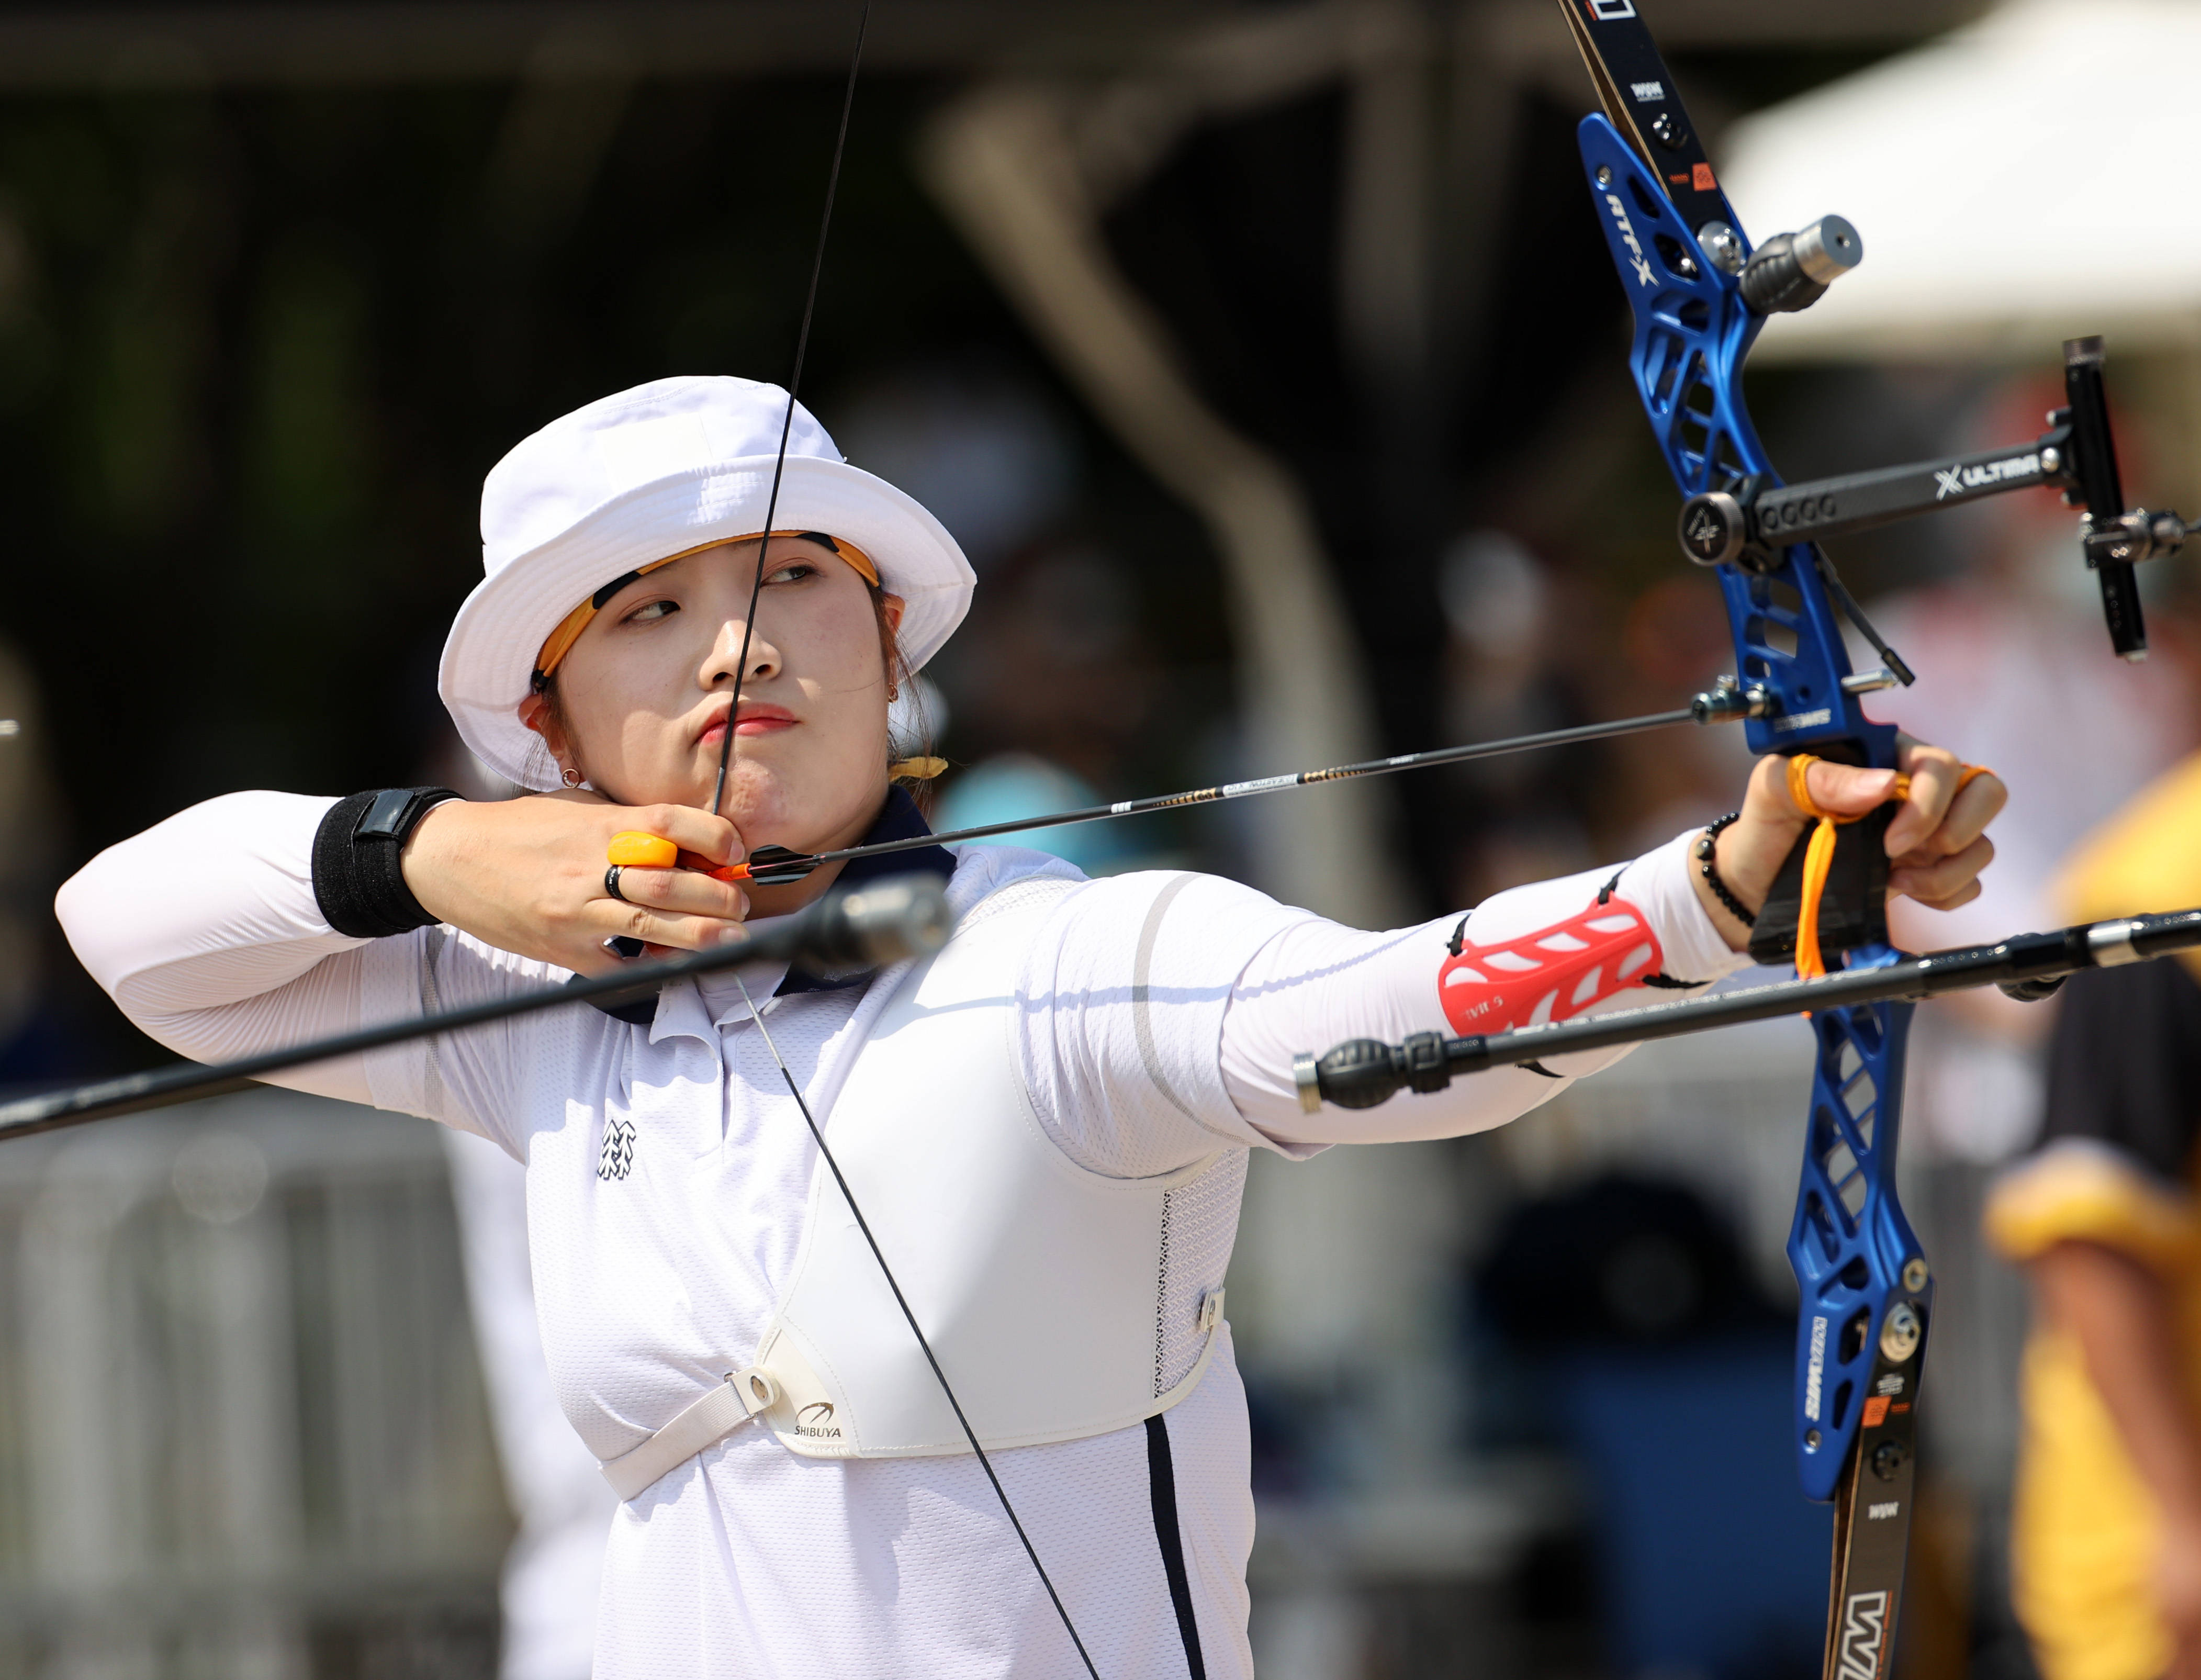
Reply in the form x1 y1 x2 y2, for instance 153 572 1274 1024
1748 803 1896 968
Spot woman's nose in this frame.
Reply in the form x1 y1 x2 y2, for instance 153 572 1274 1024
704 621 777 690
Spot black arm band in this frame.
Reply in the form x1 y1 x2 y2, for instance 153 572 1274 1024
312 788 462 939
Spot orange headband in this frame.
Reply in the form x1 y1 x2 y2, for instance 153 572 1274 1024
531 530 881 690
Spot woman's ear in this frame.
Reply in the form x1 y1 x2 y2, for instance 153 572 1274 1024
880 592 906 637
518 690 565 756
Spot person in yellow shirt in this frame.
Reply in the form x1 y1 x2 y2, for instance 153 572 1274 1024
1988 753 2201 1680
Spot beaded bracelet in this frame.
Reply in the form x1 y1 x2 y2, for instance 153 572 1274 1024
1693 811 1755 927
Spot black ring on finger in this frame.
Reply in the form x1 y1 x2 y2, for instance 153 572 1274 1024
604 864 628 903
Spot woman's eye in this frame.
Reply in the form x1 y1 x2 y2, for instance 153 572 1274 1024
623 600 678 624
763 562 817 586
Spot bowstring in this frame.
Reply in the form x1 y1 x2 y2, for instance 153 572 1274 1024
710 1 869 820
709 8 1100 1673
730 976 1104 1680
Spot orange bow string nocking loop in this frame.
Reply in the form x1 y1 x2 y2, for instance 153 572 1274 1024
1783 755 1994 980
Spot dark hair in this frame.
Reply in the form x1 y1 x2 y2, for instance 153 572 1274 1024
870 579 942 796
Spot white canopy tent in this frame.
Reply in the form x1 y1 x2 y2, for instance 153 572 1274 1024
1716 0 2201 364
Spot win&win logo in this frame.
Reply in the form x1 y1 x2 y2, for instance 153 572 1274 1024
1836 1592 1890 1680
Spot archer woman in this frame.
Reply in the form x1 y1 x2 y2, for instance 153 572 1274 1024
55 376 2003 1679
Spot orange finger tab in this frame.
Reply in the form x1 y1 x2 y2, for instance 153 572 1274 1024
607 832 679 868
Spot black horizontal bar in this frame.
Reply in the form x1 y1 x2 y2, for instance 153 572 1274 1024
1451 910 2201 1073
0 879 951 1140
1750 427 2069 547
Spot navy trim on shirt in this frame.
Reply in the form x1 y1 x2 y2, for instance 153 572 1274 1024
1146 1413 1208 1678
586 786 956 1023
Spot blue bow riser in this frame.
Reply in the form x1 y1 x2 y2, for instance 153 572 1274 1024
1574 113 1930 1503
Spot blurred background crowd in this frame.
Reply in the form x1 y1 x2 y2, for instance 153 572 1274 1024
1 1 2196 1677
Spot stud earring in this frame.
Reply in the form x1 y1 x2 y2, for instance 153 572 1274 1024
886 682 900 702
561 766 584 789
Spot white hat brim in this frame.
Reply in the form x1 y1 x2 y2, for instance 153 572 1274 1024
439 454 974 790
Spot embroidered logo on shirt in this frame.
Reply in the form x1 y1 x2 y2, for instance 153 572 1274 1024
597 1115 636 1181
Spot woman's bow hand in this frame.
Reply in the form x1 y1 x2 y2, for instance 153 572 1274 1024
401 793 748 976
1694 739 2008 953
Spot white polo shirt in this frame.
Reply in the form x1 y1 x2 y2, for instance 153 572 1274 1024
57 794 1744 1678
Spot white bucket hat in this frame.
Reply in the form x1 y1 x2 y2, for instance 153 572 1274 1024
439 375 976 790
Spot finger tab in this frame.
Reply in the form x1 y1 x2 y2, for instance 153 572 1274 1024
608 832 679 868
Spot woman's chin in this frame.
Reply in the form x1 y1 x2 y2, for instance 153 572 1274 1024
712 766 799 832
730 775 891 854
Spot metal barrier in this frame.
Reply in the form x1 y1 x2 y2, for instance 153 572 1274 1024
0 1088 510 1677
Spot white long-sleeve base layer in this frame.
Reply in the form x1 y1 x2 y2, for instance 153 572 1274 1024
442 1125 617 1680
56 795 1747 1679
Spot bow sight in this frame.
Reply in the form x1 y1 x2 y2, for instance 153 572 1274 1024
1678 333 2189 662
1556 0 2185 667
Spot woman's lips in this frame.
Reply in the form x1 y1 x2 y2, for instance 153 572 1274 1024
699 704 796 745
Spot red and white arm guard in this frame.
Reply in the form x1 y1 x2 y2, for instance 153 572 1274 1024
1212 832 1747 1142
1436 890 1679 1038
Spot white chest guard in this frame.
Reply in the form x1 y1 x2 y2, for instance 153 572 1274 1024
599 878 1236 1498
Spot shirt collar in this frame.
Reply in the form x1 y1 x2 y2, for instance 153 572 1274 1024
773 787 955 999
597 786 957 1030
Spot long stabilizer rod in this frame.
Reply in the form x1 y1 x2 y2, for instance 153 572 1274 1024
0 877 953 1140
1296 909 2201 1110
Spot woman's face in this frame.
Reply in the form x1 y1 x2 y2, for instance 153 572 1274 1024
523 537 904 856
